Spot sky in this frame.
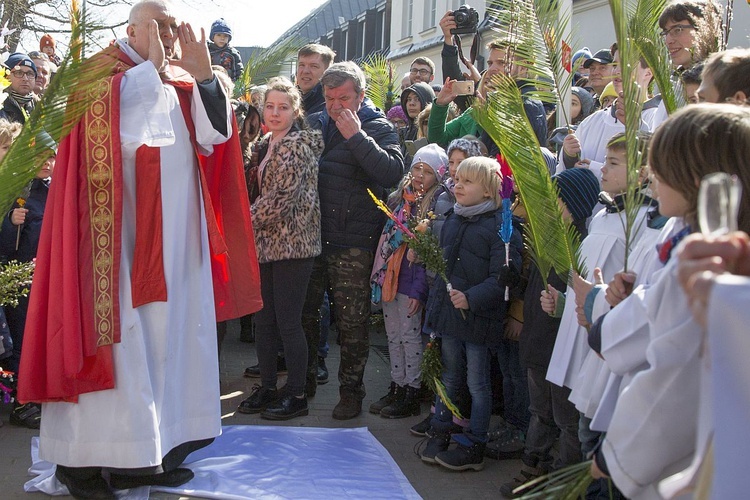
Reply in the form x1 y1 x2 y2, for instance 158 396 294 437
163 0 330 47
17 0 329 53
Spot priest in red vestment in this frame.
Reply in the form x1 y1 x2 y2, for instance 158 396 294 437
17 0 262 497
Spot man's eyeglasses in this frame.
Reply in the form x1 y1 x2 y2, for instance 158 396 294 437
10 70 36 80
659 24 694 38
409 68 432 76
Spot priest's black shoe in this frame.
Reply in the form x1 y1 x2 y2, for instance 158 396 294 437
109 468 194 490
55 466 115 499
260 394 309 420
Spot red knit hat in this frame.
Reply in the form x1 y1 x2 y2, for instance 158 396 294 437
40 34 55 51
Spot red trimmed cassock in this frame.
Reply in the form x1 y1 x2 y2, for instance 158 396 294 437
17 39 262 470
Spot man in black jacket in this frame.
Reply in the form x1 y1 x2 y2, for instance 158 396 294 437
297 43 336 116
0 53 37 125
304 61 405 419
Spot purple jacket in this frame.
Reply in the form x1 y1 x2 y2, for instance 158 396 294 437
396 251 429 303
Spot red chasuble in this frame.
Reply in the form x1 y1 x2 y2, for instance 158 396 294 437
18 46 262 403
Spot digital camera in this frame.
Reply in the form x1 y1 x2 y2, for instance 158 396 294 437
450 5 479 35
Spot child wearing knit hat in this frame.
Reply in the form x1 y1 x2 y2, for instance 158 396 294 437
369 143 449 420
501 166 600 498
208 19 244 82
386 105 408 131
39 34 61 66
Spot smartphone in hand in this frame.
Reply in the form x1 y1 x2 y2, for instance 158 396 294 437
453 80 475 96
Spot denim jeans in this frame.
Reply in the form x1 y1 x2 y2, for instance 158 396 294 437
496 338 531 432
432 334 492 442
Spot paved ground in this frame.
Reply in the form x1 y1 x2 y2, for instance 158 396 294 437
0 319 521 499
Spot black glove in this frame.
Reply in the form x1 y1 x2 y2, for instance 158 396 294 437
497 262 521 288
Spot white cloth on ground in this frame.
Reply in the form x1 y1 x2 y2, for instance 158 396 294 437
26 426 422 499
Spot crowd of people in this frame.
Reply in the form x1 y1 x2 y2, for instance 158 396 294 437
0 0 749 498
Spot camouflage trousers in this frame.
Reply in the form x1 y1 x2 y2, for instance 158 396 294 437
301 247 374 399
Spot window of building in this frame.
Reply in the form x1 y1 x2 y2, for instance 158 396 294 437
402 0 413 38
375 8 385 47
356 19 366 57
423 0 437 30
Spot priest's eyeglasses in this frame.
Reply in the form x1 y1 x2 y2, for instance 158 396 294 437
11 70 36 80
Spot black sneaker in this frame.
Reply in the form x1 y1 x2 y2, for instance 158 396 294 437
410 414 433 436
10 402 41 429
434 435 486 471
486 427 525 460
316 356 329 385
237 385 278 414
261 394 309 421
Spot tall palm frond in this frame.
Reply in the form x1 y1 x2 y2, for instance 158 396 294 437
473 74 586 283
0 3 117 212
629 0 683 113
486 0 579 126
610 0 649 272
362 52 397 112
234 37 303 99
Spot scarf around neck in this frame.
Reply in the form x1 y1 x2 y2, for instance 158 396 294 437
454 199 496 218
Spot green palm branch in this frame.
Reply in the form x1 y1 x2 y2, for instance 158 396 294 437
473 74 586 283
516 460 600 499
610 0 652 272
486 0 579 126
0 2 117 213
234 37 303 99
361 52 397 112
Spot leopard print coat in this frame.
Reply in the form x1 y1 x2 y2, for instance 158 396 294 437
251 128 323 264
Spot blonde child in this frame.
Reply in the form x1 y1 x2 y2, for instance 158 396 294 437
419 156 522 471
370 144 447 419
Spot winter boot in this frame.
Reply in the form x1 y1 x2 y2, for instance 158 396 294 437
419 426 452 464
434 434 486 471
368 382 402 414
333 388 364 420
381 385 421 419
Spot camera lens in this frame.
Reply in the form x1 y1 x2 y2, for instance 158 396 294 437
454 11 467 23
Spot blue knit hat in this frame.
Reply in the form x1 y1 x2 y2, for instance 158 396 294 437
572 47 592 69
4 52 37 77
210 19 232 42
552 168 600 222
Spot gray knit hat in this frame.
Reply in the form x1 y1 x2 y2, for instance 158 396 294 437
411 143 449 183
446 138 482 159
